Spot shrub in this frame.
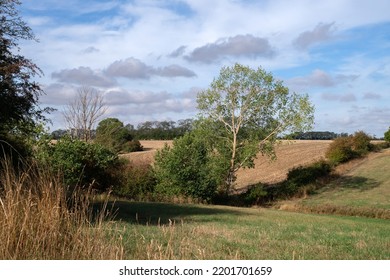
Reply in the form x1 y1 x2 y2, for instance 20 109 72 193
272 160 332 198
384 127 390 143
122 140 143 153
325 136 355 165
38 137 119 191
242 184 268 205
351 131 373 154
112 160 156 200
154 132 218 202
95 118 142 153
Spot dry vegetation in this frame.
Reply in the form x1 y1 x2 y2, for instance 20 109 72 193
0 160 123 259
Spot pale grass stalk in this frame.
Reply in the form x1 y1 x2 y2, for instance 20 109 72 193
0 159 124 259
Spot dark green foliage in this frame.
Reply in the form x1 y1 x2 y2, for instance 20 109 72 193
287 160 331 186
242 184 268 205
95 118 142 153
39 137 119 191
154 132 219 202
122 140 143 153
384 127 390 143
0 0 49 134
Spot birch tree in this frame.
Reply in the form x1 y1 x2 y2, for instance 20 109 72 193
197 63 314 191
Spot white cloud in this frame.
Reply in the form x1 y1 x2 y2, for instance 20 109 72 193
185 34 275 63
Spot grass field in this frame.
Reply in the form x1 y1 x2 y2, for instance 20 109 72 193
112 142 390 259
107 201 390 260
279 148 390 218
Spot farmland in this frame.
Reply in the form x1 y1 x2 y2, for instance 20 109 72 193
122 140 332 189
109 140 390 259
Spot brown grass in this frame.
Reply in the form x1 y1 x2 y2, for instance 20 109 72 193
0 160 124 259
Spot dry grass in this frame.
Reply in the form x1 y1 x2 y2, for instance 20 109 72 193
0 160 124 260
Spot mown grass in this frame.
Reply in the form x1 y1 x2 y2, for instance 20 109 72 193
294 150 390 218
107 201 390 260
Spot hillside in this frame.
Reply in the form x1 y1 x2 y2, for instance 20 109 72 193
122 140 332 189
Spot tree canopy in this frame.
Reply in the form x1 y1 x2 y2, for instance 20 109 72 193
197 63 314 190
0 0 47 133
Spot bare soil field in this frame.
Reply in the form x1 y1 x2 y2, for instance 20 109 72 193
121 140 332 189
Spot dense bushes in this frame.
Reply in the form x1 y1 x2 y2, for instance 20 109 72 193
154 133 219 202
325 131 373 165
385 127 390 143
112 161 156 200
95 118 143 153
38 137 119 191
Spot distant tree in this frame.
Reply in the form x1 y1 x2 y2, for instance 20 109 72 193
63 87 106 142
95 118 142 153
197 63 314 191
384 127 390 143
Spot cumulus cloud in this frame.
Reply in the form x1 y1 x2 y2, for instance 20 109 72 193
321 92 357 102
287 69 358 89
52 66 116 87
168 46 187 58
185 34 275 63
363 92 381 99
103 88 197 116
105 57 196 79
155 64 196 77
82 46 100 54
293 22 336 50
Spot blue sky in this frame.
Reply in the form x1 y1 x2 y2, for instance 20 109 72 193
18 0 390 137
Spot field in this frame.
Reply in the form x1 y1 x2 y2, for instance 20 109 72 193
111 140 390 259
109 201 390 260
122 140 332 189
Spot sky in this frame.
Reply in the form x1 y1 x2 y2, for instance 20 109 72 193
18 0 390 137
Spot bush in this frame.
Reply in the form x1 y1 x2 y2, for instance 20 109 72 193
38 137 119 191
325 136 356 165
242 184 268 205
154 132 218 202
271 160 332 199
351 131 373 155
112 161 156 200
95 118 142 153
122 140 143 153
384 127 390 143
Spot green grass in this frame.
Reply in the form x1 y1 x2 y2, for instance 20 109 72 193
106 201 390 260
297 151 390 217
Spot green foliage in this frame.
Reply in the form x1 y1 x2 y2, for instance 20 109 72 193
384 127 390 143
196 63 314 191
351 130 373 155
112 161 156 200
95 118 142 153
154 132 219 202
326 137 356 165
326 131 373 165
0 0 50 135
39 137 119 190
242 184 268 205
